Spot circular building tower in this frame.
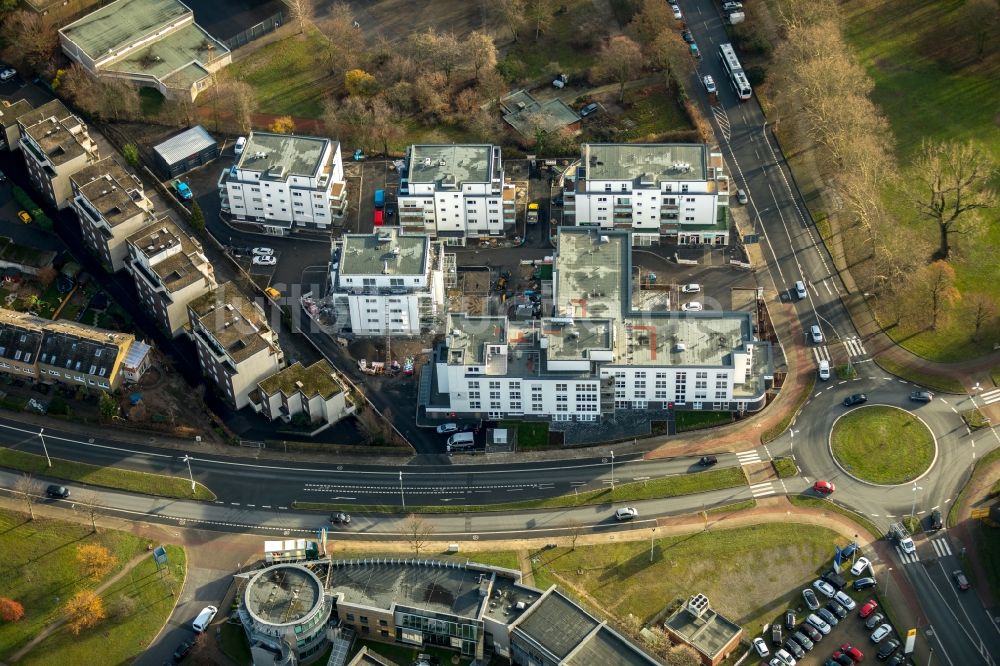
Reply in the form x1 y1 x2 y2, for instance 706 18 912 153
241 564 332 665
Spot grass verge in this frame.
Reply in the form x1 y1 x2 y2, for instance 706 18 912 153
772 457 798 478
874 356 966 394
21 545 186 665
706 499 757 515
0 508 148 657
762 375 817 443
0 447 215 500
675 410 735 433
528 522 846 635
220 622 253 666
948 445 1000 526
992 366 1000 387
787 495 881 539
294 467 747 514
831 406 935 484
961 408 990 431
500 421 550 450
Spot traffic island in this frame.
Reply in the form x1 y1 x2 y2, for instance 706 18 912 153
830 405 936 485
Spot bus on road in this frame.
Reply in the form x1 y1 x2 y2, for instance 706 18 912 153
719 43 752 101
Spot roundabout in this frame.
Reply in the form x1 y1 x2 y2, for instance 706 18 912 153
829 405 937 486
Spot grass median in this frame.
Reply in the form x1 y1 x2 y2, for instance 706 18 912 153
0 447 215 501
874 356 966 394
831 406 934 485
788 495 881 539
294 467 748 514
762 375 816 443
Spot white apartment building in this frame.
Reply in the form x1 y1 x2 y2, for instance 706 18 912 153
398 144 516 245
126 216 217 336
426 229 772 422
188 282 284 409
565 144 732 246
328 228 449 336
71 157 154 271
222 132 346 234
17 99 100 209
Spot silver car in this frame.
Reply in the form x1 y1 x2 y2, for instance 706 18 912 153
702 75 717 93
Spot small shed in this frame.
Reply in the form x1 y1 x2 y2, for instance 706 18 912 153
153 126 219 178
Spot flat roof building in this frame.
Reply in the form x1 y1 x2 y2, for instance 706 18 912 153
59 0 232 102
663 594 743 666
500 90 581 138
251 360 356 431
17 100 100 209
152 125 219 178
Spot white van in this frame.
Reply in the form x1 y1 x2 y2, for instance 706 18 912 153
446 432 475 451
192 605 217 632
794 281 807 300
818 360 830 381
234 136 246 155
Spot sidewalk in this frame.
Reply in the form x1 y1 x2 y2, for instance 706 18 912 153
948 452 1000 610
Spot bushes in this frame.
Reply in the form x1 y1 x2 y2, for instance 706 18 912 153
12 186 53 230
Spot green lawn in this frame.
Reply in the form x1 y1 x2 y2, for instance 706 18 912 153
500 420 550 450
462 550 520 571
20 545 186 666
772 457 798 478
529 523 846 633
762 375 817 443
675 409 735 433
0 448 216 500
224 30 331 118
0 509 148 657
619 84 694 140
504 0 599 79
220 621 253 666
295 466 747 514
706 499 756 514
874 356 966 394
350 640 459 666
840 0 1000 362
961 408 990 430
831 406 935 484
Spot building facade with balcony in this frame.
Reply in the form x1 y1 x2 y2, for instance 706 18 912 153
564 144 731 246
0 308 149 390
251 360 356 430
126 216 216 336
328 228 449 337
424 229 772 423
397 145 515 245
16 99 100 209
71 157 154 271
223 132 346 234
187 282 284 409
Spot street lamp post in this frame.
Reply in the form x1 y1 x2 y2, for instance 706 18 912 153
853 534 859 565
38 428 51 468
885 567 894 606
610 450 615 491
399 471 405 510
910 482 923 519
181 455 195 492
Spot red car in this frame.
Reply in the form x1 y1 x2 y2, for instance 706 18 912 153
838 643 864 662
374 209 384 226
859 599 879 618
814 480 836 494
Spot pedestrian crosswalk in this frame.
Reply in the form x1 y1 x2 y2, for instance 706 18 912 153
895 545 920 565
736 450 762 465
843 336 867 358
930 537 953 558
749 481 776 498
981 388 1000 406
812 346 831 364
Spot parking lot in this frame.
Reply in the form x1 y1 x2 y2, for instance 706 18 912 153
754 556 909 666
633 247 757 313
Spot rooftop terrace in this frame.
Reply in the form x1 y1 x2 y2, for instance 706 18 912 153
554 228 628 320
245 565 322 626
103 22 228 87
582 144 709 182
446 314 507 366
407 145 492 186
257 360 344 400
128 217 211 293
189 282 273 363
338 229 428 277
61 0 190 60
236 132 330 179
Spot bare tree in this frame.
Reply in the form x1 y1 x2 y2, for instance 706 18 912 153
668 644 701 666
957 0 1000 61
57 64 102 116
409 29 463 85
285 0 315 34
0 11 58 74
524 0 553 41
77 490 102 533
467 31 498 81
495 0 526 43
369 97 404 156
912 140 996 259
922 260 961 330
592 35 644 103
963 293 997 342
227 80 257 134
402 513 434 556
13 474 42 520
629 0 673 48
648 29 693 89
567 520 583 550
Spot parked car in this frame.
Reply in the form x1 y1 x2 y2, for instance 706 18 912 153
436 423 459 434
909 390 934 403
699 455 718 467
791 631 814 651
794 280 807 299
851 557 871 576
702 74 717 93
234 136 246 155
813 480 836 495
799 623 822 643
838 643 864 663
819 360 831 380
46 485 70 499
806 613 831 635
615 507 638 521
877 639 900 661
783 639 805 660
859 599 879 619
252 247 274 256
672 4 682 19
853 577 877 591
843 393 868 407
252 255 277 266
816 607 839 627
330 512 351 524
928 509 943 530
17 210 31 224
772 623 784 647
737 189 748 204
834 591 856 611
0 67 16 82
785 609 797 630
753 637 770 658
173 180 193 201
887 654 906 666
722 1 743 10
682 301 703 312
813 579 836 598
191 605 218 632
833 655 854 666
681 29 694 43
809 324 824 344
172 640 193 661
826 600 848 620
0 169 7 183
802 588 820 610
374 209 384 226
774 648 797 666
870 624 892 643
681 283 701 293
865 612 885 630
953 569 971 591
580 102 599 117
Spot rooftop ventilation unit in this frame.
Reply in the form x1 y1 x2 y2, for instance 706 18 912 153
687 594 710 618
